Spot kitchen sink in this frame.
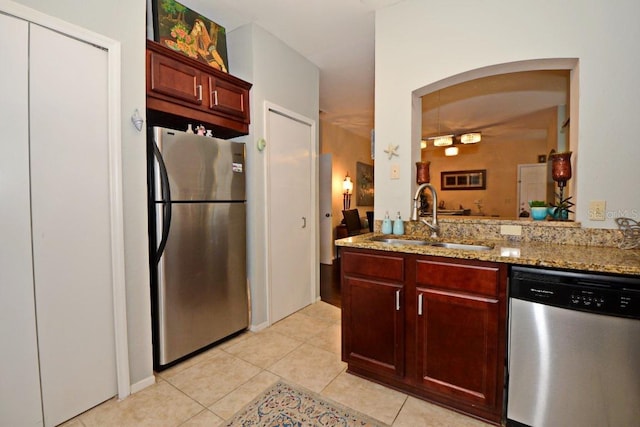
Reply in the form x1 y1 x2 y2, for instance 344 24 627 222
370 236 493 251
370 236 431 246
429 242 493 251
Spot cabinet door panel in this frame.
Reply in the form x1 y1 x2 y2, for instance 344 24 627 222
416 288 499 407
343 276 404 377
149 51 203 105
208 77 249 120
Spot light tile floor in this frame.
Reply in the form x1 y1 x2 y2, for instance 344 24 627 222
63 301 491 427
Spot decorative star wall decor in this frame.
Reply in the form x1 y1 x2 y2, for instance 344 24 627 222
384 143 399 159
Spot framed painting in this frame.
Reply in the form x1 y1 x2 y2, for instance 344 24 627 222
356 162 374 206
441 169 486 190
151 0 229 73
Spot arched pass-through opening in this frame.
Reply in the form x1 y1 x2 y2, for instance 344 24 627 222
411 58 579 217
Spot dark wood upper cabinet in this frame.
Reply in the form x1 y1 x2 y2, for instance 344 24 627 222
146 40 251 139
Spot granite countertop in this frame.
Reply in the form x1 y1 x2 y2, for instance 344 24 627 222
336 233 640 276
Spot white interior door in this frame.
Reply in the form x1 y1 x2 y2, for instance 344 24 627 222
319 154 333 264
267 106 316 323
517 163 548 215
0 14 44 427
30 25 117 427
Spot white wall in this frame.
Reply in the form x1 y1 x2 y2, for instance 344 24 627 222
10 0 152 386
375 0 640 228
226 24 320 327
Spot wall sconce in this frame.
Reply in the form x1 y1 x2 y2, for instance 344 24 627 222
343 172 353 210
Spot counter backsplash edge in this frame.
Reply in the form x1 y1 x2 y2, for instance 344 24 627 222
373 218 624 248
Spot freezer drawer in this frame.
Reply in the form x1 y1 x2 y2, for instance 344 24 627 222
156 201 248 365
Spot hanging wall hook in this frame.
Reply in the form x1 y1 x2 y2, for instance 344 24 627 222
131 109 144 132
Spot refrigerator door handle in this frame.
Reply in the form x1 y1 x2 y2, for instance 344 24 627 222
153 142 172 263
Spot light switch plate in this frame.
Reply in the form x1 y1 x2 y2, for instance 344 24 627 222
589 200 606 221
390 164 400 179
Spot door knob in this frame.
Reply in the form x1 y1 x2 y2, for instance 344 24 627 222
302 217 307 228
325 213 330 217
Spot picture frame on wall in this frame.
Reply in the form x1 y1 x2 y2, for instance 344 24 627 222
356 162 374 206
151 0 229 73
441 170 486 190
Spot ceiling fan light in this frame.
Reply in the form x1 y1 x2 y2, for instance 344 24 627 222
431 135 454 147
444 146 459 156
460 132 481 144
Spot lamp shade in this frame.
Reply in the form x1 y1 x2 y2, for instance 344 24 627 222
343 173 353 193
460 132 481 144
444 146 459 156
431 135 454 147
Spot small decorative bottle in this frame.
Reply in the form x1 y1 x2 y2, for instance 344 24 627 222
186 123 194 134
393 212 404 235
381 211 392 234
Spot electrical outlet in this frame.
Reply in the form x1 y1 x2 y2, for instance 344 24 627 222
390 164 400 179
500 225 522 236
589 200 606 221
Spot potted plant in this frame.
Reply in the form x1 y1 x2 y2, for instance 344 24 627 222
528 200 548 221
549 195 575 220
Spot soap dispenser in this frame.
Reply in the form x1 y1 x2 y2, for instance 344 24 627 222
381 211 392 234
393 211 405 235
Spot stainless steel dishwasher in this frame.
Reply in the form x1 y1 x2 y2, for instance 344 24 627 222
507 266 640 427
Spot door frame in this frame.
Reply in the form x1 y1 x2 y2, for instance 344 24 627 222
3 0 130 399
319 153 334 264
263 101 318 326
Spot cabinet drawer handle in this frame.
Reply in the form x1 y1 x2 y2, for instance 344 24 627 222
396 290 401 311
418 293 423 316
211 89 219 106
196 84 202 101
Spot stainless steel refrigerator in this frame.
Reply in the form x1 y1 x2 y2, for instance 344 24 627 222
147 126 248 369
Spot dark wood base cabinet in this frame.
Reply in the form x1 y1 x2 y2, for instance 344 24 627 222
341 248 507 425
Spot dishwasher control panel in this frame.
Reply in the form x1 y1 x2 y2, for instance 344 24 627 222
511 266 640 319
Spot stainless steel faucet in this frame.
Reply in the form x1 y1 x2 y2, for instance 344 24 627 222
411 183 440 238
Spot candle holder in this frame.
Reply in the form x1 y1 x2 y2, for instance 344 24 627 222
549 151 574 220
416 161 430 184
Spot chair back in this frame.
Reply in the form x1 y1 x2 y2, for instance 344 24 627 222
342 209 363 236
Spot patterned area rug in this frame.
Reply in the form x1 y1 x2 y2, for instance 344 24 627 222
223 381 389 427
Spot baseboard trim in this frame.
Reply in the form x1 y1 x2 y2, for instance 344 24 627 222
250 320 270 332
129 375 156 395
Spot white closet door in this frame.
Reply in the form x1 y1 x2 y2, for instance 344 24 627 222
29 25 117 427
0 14 44 427
267 108 315 323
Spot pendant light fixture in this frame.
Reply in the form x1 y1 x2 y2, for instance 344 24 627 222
428 91 453 147
444 146 459 156
460 132 481 144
